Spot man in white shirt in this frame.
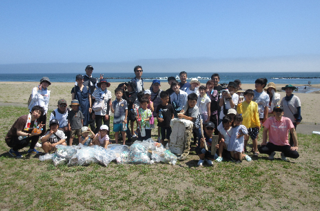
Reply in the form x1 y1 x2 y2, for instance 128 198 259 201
131 65 144 93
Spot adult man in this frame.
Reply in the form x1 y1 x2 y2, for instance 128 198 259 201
179 71 191 92
211 73 223 91
6 106 45 158
41 119 67 154
131 65 144 93
258 105 299 161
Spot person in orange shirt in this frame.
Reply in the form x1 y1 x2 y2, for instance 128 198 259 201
237 89 260 156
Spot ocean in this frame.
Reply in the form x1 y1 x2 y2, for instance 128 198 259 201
0 72 319 85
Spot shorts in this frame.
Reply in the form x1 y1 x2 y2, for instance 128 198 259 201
113 123 127 132
195 147 215 159
71 129 81 137
248 127 259 140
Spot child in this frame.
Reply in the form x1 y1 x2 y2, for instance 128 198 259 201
80 126 95 146
92 125 110 148
41 119 67 154
170 81 188 117
197 85 211 123
219 81 239 121
122 81 137 142
227 115 249 163
196 122 216 166
165 76 177 96
68 99 84 146
253 78 269 124
156 91 174 145
216 116 232 162
150 80 162 141
111 88 128 145
136 97 153 140
186 78 200 95
237 89 260 155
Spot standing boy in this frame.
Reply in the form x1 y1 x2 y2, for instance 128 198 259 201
170 81 188 117
112 88 128 144
136 97 153 140
156 91 174 144
150 79 162 141
68 99 84 146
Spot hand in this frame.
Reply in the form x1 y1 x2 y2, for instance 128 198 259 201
291 146 298 151
52 143 57 147
100 74 104 80
38 84 42 90
296 122 300 125
38 122 45 130
105 115 109 121
123 119 127 124
200 138 205 148
215 144 219 149
49 129 55 134
89 108 92 113
68 126 71 131
158 118 164 122
236 131 244 138
178 113 183 119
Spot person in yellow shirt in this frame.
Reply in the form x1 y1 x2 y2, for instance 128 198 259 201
237 89 260 156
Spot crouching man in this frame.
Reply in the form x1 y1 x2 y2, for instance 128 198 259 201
258 105 299 161
41 119 67 153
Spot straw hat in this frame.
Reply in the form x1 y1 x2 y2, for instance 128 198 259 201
265 82 277 91
70 99 80 107
190 78 200 85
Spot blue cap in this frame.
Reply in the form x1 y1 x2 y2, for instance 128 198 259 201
152 79 160 85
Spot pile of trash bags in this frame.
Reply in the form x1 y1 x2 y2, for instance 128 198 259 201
39 139 177 167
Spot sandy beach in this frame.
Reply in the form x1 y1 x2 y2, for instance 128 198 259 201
0 81 319 133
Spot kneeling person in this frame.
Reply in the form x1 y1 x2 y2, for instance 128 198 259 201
196 122 216 166
41 119 67 153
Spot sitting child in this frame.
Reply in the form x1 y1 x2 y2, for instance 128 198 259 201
216 116 233 162
92 125 110 149
227 115 251 163
41 119 67 154
137 97 153 140
196 122 216 166
80 126 95 146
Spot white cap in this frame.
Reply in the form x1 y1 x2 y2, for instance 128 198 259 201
100 125 109 131
190 78 200 85
144 89 151 95
81 126 89 134
227 108 237 115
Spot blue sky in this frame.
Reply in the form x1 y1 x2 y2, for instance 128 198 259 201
0 0 319 72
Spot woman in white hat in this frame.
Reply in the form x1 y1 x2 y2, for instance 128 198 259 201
265 82 281 116
186 78 200 96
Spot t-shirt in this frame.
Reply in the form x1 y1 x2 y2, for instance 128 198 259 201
138 108 153 129
112 98 128 124
5 115 34 143
49 108 69 128
95 133 109 145
40 130 67 143
185 106 199 122
92 88 112 116
217 122 232 145
280 95 301 123
220 93 239 119
197 94 211 114
170 90 188 110
68 110 84 130
179 82 191 92
156 104 174 128
237 101 260 129
253 90 270 119
186 87 199 96
28 87 50 114
263 116 294 146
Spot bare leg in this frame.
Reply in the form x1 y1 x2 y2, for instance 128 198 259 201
244 136 249 152
42 142 52 153
121 131 126 145
252 138 258 153
69 137 74 146
218 142 226 157
115 132 119 144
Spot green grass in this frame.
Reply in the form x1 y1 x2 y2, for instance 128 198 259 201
1 106 320 210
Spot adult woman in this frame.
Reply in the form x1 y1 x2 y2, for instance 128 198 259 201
265 82 281 117
280 84 302 146
71 74 92 126
28 77 51 135
91 79 112 134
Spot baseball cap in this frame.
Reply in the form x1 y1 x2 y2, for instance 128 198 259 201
273 105 283 112
49 119 59 126
227 108 237 115
58 99 67 105
85 65 94 70
40 77 51 85
205 121 215 129
100 125 109 131
144 89 151 95
76 74 84 80
152 79 161 85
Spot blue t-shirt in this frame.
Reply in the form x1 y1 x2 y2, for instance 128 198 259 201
112 98 128 124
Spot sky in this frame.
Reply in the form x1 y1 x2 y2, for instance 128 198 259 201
0 0 319 72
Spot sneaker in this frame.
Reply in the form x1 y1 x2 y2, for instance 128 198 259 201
213 153 219 160
9 149 23 158
35 142 42 148
216 156 223 162
205 159 213 166
281 152 288 161
27 148 40 155
268 152 276 160
132 134 138 138
245 155 252 162
197 159 204 166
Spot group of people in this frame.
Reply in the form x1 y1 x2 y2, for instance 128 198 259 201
5 65 302 165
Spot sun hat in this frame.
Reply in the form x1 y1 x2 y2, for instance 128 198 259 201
205 121 216 129
85 65 94 70
227 108 237 115
265 82 277 91
190 78 200 85
81 126 90 134
40 77 51 85
97 79 110 88
49 119 59 127
282 84 297 90
152 79 161 85
58 99 67 105
100 125 109 131
144 89 151 95
70 99 80 107
236 89 245 93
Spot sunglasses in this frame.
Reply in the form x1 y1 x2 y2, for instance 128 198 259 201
206 127 214 130
59 104 67 107
274 109 283 113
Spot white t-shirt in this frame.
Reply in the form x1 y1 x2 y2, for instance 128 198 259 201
220 93 239 119
28 87 50 114
95 133 110 145
217 122 232 145
197 95 211 114
49 108 69 128
253 90 270 119
186 87 199 96
136 79 143 93
40 130 67 143
280 95 301 123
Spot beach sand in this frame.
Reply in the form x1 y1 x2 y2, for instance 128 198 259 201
0 81 319 134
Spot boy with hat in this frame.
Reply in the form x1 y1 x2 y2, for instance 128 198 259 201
68 99 84 146
49 99 70 133
196 122 216 166
41 119 67 153
265 82 281 116
259 105 299 161
80 126 95 146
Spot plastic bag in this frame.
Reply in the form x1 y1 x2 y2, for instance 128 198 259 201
52 154 67 166
129 143 151 164
68 146 97 166
39 153 53 161
107 144 130 164
56 145 77 159
93 145 116 167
